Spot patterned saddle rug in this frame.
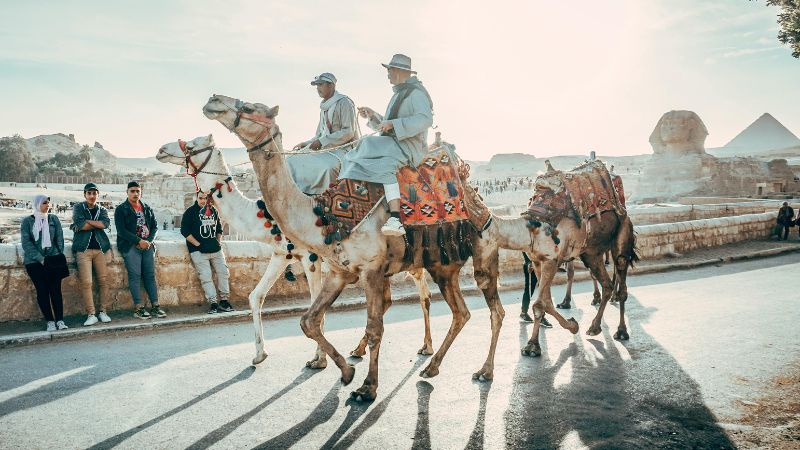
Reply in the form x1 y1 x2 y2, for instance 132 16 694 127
524 160 626 230
397 148 470 226
313 148 474 263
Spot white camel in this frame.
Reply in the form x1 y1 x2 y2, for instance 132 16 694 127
156 135 433 371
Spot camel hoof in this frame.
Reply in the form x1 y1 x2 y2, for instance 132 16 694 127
566 317 579 334
586 324 602 336
555 301 571 309
521 343 541 357
471 369 494 382
350 385 376 402
252 353 268 366
305 358 328 370
420 365 439 378
614 328 630 340
349 348 366 358
340 364 355 385
417 345 434 356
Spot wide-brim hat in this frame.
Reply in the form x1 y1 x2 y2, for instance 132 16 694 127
381 54 417 73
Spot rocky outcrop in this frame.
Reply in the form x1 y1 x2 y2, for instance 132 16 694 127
25 133 117 172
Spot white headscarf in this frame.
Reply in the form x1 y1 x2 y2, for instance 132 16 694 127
32 194 51 249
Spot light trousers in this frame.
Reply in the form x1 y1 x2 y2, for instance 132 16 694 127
189 250 230 303
76 249 111 315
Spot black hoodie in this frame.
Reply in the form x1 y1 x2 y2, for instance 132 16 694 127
180 202 223 253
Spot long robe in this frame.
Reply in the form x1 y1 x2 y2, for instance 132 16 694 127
338 77 433 184
287 93 358 195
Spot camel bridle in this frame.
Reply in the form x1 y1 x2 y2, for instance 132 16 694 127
178 139 231 192
213 96 282 157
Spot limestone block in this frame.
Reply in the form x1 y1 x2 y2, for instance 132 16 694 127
0 244 21 269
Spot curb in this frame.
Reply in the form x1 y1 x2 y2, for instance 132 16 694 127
3 245 799 349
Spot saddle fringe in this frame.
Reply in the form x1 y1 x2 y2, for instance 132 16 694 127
403 220 475 267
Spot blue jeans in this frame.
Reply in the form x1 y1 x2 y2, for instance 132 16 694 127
123 245 159 306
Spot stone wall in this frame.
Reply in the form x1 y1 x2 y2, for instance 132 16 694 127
0 241 311 322
0 210 788 322
627 202 797 225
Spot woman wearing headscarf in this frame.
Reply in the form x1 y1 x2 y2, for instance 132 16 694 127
20 194 68 331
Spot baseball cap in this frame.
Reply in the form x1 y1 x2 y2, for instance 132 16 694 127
310 72 337 85
83 182 99 192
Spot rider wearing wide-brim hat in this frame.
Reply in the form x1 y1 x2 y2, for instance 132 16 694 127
339 53 434 236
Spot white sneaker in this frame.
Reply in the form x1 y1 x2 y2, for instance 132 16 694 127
98 311 112 323
46 321 56 332
381 216 406 236
56 320 68 330
83 314 99 327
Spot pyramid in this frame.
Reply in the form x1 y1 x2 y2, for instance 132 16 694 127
720 113 800 155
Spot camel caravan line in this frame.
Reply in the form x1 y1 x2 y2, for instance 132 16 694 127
154 93 638 401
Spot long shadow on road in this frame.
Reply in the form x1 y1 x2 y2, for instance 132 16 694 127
187 369 321 450
503 295 735 449
87 366 257 450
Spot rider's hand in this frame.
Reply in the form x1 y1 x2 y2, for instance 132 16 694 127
358 107 376 119
292 142 306 150
379 121 394 133
309 139 322 150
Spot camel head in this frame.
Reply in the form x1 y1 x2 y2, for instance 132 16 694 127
202 94 280 147
156 134 231 190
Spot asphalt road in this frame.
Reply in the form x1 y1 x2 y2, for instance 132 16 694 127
1 254 798 449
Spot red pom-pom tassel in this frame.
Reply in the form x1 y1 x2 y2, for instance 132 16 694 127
265 221 272 228
315 217 323 227
256 210 264 218
274 235 282 241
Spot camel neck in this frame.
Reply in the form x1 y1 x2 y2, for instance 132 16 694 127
491 214 533 251
198 173 265 241
245 137 326 252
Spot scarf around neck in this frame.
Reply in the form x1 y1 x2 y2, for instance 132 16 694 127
32 194 52 249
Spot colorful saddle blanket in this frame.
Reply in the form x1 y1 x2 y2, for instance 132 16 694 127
525 160 626 228
312 148 471 247
313 179 385 245
397 148 470 226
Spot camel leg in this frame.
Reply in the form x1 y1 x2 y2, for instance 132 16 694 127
522 259 579 357
249 255 289 366
300 256 328 369
612 216 636 340
299 273 355 385
350 272 391 402
591 275 602 306
410 268 434 355
584 253 615 336
420 265 471 379
556 261 574 309
472 246 505 381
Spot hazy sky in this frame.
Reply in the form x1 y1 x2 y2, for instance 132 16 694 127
1 0 798 161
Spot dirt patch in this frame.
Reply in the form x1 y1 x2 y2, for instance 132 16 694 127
727 361 800 449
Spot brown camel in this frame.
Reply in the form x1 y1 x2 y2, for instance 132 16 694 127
201 95 483 401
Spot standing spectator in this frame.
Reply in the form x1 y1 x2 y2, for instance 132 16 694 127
21 195 68 331
71 182 112 326
181 192 233 313
114 181 166 319
777 202 794 241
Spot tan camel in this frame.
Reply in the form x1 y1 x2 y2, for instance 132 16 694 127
155 135 433 371
201 95 481 401
460 168 637 361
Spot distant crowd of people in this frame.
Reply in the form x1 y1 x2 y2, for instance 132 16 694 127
471 177 534 196
20 181 232 331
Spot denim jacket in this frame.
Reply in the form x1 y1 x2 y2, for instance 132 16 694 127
70 201 111 253
20 214 64 265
